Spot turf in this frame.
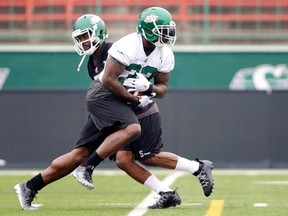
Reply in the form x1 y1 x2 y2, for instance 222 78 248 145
0 169 288 216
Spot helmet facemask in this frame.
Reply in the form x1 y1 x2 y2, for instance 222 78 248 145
72 28 101 56
71 14 108 71
151 21 176 47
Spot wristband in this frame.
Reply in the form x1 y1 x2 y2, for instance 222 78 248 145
143 84 153 95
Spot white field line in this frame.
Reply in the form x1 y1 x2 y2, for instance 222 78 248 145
0 169 127 176
1 169 288 176
127 171 185 216
213 169 288 176
254 181 288 185
253 203 268 207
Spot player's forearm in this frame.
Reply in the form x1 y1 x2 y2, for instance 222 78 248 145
152 84 168 98
102 56 139 104
103 78 139 104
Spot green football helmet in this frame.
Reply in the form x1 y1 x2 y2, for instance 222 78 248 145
137 7 177 47
72 14 108 56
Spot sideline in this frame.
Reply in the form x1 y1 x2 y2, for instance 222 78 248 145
2 169 288 176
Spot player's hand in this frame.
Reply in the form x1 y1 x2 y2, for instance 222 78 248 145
137 95 153 108
123 73 153 94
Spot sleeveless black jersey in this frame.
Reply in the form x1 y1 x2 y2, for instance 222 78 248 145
87 41 112 80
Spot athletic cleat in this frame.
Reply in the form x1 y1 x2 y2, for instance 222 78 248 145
148 190 181 209
72 165 95 190
14 182 38 210
194 159 214 197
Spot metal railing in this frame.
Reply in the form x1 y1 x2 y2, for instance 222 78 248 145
0 0 288 44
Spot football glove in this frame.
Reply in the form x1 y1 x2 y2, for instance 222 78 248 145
123 73 153 95
137 95 153 108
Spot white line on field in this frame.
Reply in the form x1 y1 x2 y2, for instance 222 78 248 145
0 169 127 176
253 203 268 207
127 171 185 216
254 181 288 185
2 169 288 176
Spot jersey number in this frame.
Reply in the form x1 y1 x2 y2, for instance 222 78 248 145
126 64 158 81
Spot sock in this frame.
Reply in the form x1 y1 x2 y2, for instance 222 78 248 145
82 152 103 167
175 156 200 174
144 174 172 194
26 173 46 191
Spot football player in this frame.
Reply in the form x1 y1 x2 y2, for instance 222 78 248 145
72 8 214 209
13 7 214 211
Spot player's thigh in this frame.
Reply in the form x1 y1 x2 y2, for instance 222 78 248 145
130 113 163 161
87 98 139 131
75 115 108 155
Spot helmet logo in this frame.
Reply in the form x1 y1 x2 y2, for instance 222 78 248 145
90 16 100 29
144 14 159 23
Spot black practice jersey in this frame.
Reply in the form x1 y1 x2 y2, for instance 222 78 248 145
87 41 112 80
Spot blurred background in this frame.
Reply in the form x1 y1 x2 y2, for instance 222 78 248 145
0 0 288 169
1 0 288 44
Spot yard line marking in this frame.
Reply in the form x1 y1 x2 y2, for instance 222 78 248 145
0 169 127 176
253 203 268 207
205 200 224 216
254 181 288 185
127 171 185 216
2 169 288 176
214 169 288 176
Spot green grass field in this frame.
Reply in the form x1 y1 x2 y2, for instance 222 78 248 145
1 169 288 216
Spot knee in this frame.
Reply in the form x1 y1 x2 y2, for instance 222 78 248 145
126 123 141 140
115 154 130 171
72 148 90 164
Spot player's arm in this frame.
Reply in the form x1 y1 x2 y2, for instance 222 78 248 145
152 72 169 98
102 56 139 105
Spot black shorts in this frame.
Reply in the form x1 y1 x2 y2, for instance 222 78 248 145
120 112 163 161
86 80 139 130
75 115 108 155
75 80 139 154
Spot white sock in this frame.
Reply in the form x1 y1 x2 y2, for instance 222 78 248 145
175 156 200 174
144 174 173 193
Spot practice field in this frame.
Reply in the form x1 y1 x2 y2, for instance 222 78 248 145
0 169 288 216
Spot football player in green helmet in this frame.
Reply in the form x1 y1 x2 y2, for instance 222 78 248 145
14 7 214 211
72 14 108 71
72 6 213 209
137 7 177 47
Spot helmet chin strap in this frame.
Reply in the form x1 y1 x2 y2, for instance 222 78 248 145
77 54 86 72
